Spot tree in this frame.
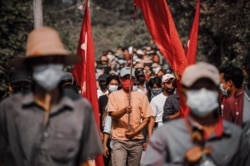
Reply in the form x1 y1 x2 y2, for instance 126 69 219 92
0 0 34 93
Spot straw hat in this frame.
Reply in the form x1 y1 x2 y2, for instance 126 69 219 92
9 26 81 69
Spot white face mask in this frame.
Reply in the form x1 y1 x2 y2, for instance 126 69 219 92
33 64 64 91
133 85 138 91
107 54 114 60
219 83 228 96
186 89 219 117
108 85 118 92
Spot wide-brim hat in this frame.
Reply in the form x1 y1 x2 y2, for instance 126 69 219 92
9 26 81 69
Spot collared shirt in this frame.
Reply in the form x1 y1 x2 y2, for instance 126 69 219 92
0 90 103 166
223 88 244 126
163 93 180 122
143 117 250 166
107 89 154 140
150 93 167 124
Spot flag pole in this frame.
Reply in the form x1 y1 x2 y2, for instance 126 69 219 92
127 4 137 132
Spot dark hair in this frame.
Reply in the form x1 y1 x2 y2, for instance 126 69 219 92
148 77 162 88
223 65 244 88
106 74 120 86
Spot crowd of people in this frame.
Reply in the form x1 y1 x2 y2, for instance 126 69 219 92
0 26 250 166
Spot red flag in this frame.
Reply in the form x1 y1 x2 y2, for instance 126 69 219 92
185 0 200 65
72 1 104 165
134 0 188 76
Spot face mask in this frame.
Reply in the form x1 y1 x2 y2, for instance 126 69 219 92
219 83 228 96
121 79 134 91
186 89 219 117
107 54 114 60
133 85 138 91
165 88 175 95
151 88 162 96
33 64 64 91
108 85 118 92
99 83 107 91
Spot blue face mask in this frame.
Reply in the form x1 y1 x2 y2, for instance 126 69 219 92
33 64 64 91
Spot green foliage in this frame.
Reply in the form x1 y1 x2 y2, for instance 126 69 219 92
1 0 249 93
0 1 34 92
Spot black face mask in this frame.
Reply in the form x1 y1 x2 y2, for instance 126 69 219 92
165 88 175 95
99 84 107 91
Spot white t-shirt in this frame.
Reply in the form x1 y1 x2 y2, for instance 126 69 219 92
150 93 167 126
97 89 109 98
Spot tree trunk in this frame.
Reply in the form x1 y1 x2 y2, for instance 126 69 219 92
33 0 43 28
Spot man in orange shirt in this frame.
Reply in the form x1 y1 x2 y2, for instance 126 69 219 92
107 67 154 166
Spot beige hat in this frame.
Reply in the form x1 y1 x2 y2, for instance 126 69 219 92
181 62 220 87
9 26 80 69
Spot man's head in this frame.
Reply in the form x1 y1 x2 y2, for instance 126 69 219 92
135 68 145 85
182 62 220 118
161 73 175 95
8 70 33 93
98 74 109 91
99 55 109 66
119 67 135 92
9 27 80 92
219 65 244 96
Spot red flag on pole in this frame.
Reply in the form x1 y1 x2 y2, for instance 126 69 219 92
185 0 201 65
134 0 188 117
134 0 188 76
72 1 104 165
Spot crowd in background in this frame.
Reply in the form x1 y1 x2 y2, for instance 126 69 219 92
1 33 250 165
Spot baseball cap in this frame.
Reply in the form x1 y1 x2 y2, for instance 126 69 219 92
181 62 220 87
98 74 109 82
162 73 175 83
120 67 135 78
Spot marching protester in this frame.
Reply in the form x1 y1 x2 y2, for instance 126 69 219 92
107 67 154 166
0 27 103 166
150 73 176 128
142 62 250 166
99 74 120 166
97 74 109 98
7 70 33 94
220 65 245 126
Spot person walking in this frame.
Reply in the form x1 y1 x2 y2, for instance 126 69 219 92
0 27 103 166
143 62 250 166
107 67 154 166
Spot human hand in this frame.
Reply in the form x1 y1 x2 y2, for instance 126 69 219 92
185 146 203 164
185 146 212 164
103 144 109 158
125 106 132 114
143 142 147 150
125 130 136 139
